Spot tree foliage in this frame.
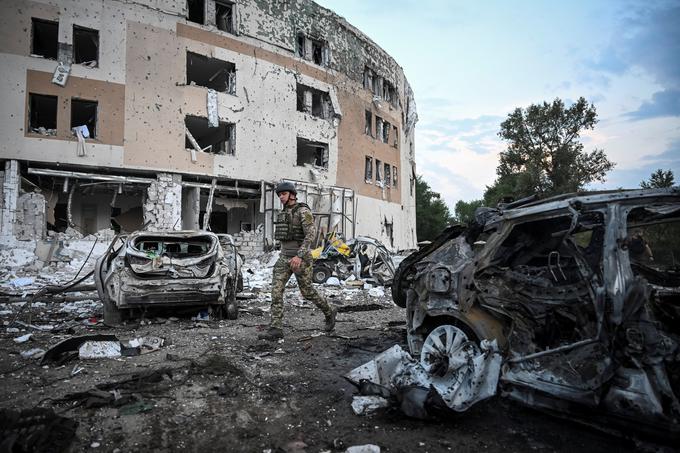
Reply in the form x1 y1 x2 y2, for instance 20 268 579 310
415 175 451 241
454 199 483 225
484 97 615 205
640 169 675 189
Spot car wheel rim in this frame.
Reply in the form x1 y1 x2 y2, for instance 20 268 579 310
421 325 479 383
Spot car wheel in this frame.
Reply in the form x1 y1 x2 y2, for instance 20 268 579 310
225 287 238 320
420 324 480 384
312 265 332 284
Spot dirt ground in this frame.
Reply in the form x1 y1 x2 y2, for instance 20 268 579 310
0 285 654 452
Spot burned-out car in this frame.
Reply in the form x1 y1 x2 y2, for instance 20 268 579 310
95 231 242 324
312 236 396 285
392 188 680 439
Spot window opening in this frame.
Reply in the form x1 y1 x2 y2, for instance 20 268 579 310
365 110 372 136
296 33 306 58
365 156 373 182
296 137 328 168
392 165 398 187
311 38 326 65
31 18 58 59
215 1 234 33
296 84 331 119
187 51 236 94
382 120 390 143
376 159 383 184
29 93 58 134
363 67 374 91
393 126 398 148
71 98 98 138
384 162 391 187
375 116 383 140
187 0 205 24
185 116 235 155
73 25 99 66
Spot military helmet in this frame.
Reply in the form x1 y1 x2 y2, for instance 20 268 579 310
275 181 297 195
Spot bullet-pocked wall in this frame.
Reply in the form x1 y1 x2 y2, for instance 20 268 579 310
0 0 418 250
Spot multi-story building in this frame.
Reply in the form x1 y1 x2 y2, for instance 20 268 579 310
0 0 418 251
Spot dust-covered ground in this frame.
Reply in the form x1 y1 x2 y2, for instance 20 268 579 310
0 246 654 452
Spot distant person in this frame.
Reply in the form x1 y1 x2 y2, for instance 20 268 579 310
258 182 337 341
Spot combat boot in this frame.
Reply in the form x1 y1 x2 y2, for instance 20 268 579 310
258 327 283 341
324 306 337 332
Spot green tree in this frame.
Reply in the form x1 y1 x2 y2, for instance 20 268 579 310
416 175 451 241
454 199 483 224
484 97 615 205
640 169 675 188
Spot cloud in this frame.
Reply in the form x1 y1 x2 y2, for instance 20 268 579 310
625 89 680 120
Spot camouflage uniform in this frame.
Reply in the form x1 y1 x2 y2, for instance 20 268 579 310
269 202 333 329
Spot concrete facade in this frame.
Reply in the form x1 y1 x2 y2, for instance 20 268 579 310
0 0 418 250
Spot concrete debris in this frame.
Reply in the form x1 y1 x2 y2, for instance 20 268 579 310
20 348 45 359
350 395 390 415
345 445 380 453
79 341 122 359
13 333 32 343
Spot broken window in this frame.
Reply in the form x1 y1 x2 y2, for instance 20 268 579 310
376 159 383 184
626 206 680 284
365 156 373 182
29 93 58 134
73 25 99 66
363 67 374 91
296 84 331 119
187 0 205 24
384 162 391 187
296 33 306 58
296 32 328 66
392 166 398 187
393 126 399 148
185 115 235 155
383 80 397 106
71 98 98 138
187 51 236 94
215 1 234 33
311 37 327 65
375 116 383 140
382 120 390 144
365 110 373 136
31 18 58 59
296 137 328 168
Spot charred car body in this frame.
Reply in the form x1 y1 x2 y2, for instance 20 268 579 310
95 231 242 324
393 188 680 439
312 236 396 286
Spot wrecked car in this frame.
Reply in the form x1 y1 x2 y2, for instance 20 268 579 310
95 231 242 324
389 188 680 439
312 235 396 285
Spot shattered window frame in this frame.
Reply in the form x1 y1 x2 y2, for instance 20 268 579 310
72 24 99 67
365 110 373 136
70 98 98 139
28 93 58 134
296 137 329 169
364 156 373 183
384 162 391 187
296 32 329 67
296 83 332 119
296 32 306 58
375 116 383 140
382 120 390 144
187 0 205 24
392 125 399 148
375 159 383 184
31 18 58 60
392 165 398 187
186 51 236 94
185 115 235 155
215 0 235 34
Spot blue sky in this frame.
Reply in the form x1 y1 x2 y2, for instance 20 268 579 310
315 0 680 210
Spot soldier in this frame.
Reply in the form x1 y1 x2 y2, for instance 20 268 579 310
258 181 337 341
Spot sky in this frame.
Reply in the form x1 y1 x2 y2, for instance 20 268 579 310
315 0 680 212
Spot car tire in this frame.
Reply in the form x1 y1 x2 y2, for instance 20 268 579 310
312 265 332 284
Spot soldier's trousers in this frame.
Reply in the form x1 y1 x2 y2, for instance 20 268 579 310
269 254 332 329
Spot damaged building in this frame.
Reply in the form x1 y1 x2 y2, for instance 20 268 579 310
0 0 418 251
